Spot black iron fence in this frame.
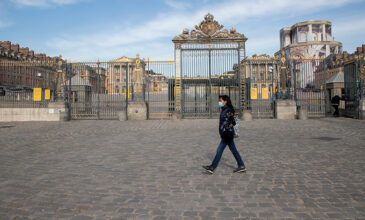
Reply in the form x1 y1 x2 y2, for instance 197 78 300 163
344 54 365 118
243 56 327 118
179 44 242 119
242 57 279 118
64 59 146 120
146 59 175 119
1 55 347 120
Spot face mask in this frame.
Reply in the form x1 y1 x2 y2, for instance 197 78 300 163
218 101 224 107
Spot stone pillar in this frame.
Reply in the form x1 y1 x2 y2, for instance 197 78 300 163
127 102 148 120
275 100 296 120
359 99 365 120
242 109 252 121
298 108 308 120
48 101 68 121
308 24 313 41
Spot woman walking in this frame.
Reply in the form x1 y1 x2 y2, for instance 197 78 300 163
203 95 246 174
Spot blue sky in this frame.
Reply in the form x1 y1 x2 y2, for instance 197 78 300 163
0 0 365 60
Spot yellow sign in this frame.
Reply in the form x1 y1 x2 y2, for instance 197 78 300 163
281 57 286 63
45 89 51 100
250 88 257 100
33 88 42 101
124 88 130 99
271 87 276 95
58 61 62 66
262 88 269 99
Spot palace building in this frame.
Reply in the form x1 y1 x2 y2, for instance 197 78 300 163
0 41 64 99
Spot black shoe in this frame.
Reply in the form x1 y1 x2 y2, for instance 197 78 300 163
202 165 214 174
233 167 246 173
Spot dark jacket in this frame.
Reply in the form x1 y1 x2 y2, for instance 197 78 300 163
331 95 340 105
219 105 235 140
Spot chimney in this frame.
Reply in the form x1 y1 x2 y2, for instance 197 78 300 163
19 47 29 55
29 50 34 57
35 53 46 59
0 41 12 49
356 47 362 54
11 43 19 52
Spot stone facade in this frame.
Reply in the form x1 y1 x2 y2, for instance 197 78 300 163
277 21 342 57
106 56 145 95
0 41 64 100
0 41 58 63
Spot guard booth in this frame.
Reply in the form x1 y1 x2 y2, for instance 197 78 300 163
172 13 247 119
63 75 92 117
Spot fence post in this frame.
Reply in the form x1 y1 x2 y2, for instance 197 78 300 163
238 48 242 118
324 59 327 116
67 62 72 121
293 59 297 104
208 49 212 119
126 62 129 120
146 59 150 119
97 60 100 120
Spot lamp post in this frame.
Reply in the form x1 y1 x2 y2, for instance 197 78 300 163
37 72 42 89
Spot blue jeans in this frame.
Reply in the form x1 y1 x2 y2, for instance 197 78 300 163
211 139 245 169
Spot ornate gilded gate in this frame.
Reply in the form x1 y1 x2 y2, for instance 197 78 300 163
173 13 247 118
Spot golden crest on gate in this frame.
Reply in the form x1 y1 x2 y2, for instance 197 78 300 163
195 13 224 37
281 57 286 64
136 53 141 69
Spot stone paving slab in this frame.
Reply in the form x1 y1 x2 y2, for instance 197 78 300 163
0 118 364 220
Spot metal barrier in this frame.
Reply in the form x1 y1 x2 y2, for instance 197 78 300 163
1 55 332 120
242 57 279 118
292 57 326 118
66 58 146 120
243 56 327 118
146 59 175 119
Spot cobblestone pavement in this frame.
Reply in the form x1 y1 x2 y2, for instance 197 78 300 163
0 118 364 220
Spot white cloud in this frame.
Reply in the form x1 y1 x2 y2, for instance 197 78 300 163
11 0 80 7
246 36 279 56
0 20 12 28
332 16 365 52
45 0 363 59
0 2 12 28
164 0 191 9
334 17 365 37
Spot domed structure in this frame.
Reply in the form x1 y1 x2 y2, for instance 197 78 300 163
277 20 342 57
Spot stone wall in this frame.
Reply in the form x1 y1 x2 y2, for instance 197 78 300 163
0 102 68 122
